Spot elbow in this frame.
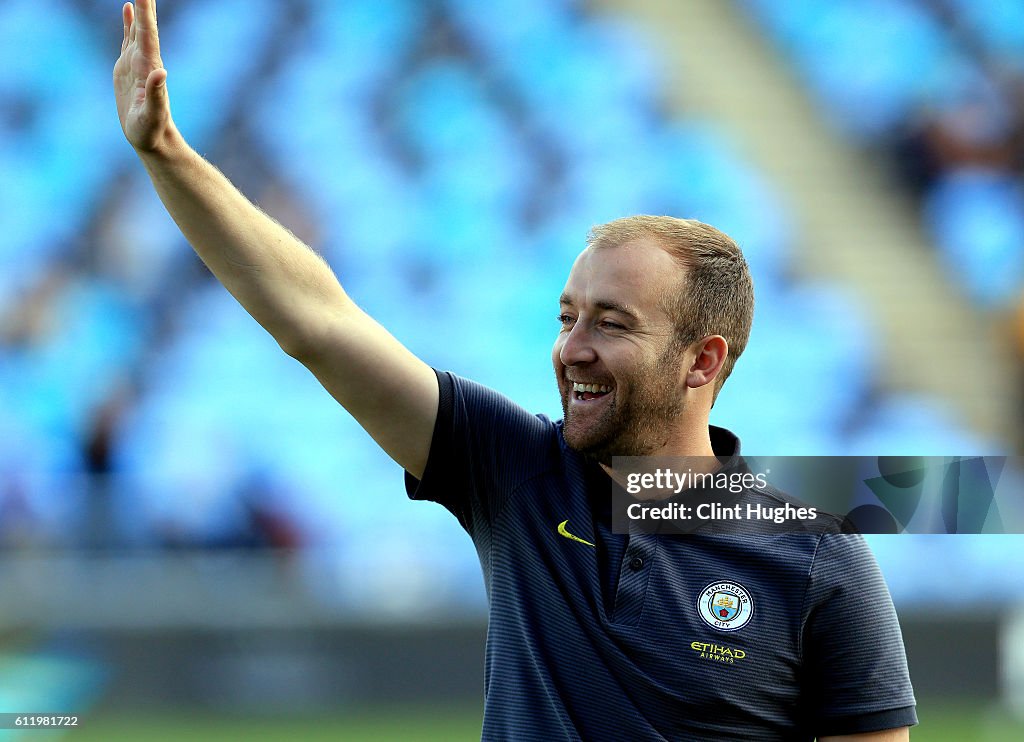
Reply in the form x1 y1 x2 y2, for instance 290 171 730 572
277 330 319 364
274 308 346 364
272 296 357 364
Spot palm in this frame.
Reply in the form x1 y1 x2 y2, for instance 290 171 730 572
113 1 168 150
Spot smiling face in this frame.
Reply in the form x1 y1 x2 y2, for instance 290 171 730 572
552 239 692 462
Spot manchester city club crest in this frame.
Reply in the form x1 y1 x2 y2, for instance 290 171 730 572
697 581 753 631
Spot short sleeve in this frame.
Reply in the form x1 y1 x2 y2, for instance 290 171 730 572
404 370 557 534
801 533 918 736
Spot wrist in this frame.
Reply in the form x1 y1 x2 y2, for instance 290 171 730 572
134 122 188 163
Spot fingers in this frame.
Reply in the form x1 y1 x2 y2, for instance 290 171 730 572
121 1 161 53
122 3 131 51
136 0 157 33
136 0 161 56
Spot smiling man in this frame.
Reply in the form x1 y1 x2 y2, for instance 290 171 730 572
404 219 917 740
555 220 748 464
114 1 916 739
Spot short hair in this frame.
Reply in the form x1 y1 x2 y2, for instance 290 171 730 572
586 215 754 400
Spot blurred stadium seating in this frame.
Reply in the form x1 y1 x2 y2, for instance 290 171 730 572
1 0 1023 737
1 0 1010 555
740 0 1024 308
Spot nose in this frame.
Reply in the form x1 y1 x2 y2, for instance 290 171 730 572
558 322 598 367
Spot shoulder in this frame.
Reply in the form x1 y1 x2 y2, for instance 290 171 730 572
438 369 570 477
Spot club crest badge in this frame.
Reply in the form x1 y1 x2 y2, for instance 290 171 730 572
697 581 753 632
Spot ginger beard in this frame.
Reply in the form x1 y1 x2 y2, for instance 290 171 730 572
558 341 687 464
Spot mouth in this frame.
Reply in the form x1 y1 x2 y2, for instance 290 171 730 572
570 381 613 403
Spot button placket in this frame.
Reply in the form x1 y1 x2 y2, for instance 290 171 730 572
610 534 657 626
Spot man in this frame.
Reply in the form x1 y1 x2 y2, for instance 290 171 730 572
114 2 916 739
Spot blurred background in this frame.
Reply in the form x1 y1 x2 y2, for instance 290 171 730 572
2 0 1024 739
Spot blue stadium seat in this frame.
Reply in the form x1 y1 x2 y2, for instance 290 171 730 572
446 0 577 64
0 0 124 287
925 169 1024 308
314 0 427 92
740 0 971 138
846 393 996 456
946 0 1024 68
160 0 281 149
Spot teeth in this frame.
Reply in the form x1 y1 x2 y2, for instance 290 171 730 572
572 383 612 394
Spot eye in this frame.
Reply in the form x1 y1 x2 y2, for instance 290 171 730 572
557 313 575 327
599 320 624 330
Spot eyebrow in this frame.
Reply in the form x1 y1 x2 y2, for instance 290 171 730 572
559 293 643 322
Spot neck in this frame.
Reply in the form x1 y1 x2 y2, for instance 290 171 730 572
599 420 719 494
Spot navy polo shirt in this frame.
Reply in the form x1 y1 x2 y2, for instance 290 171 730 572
406 371 917 741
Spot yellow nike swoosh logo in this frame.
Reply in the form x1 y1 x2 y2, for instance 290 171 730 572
557 520 595 547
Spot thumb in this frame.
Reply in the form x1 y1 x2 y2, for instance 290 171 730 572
145 68 168 106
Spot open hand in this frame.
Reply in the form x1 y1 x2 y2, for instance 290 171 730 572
113 0 172 152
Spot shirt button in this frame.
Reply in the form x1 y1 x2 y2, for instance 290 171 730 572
629 556 644 571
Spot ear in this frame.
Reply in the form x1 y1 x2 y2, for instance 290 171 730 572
685 335 729 389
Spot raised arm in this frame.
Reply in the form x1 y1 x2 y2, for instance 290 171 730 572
112 0 438 477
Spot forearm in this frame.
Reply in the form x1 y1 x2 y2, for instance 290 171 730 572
137 127 352 356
